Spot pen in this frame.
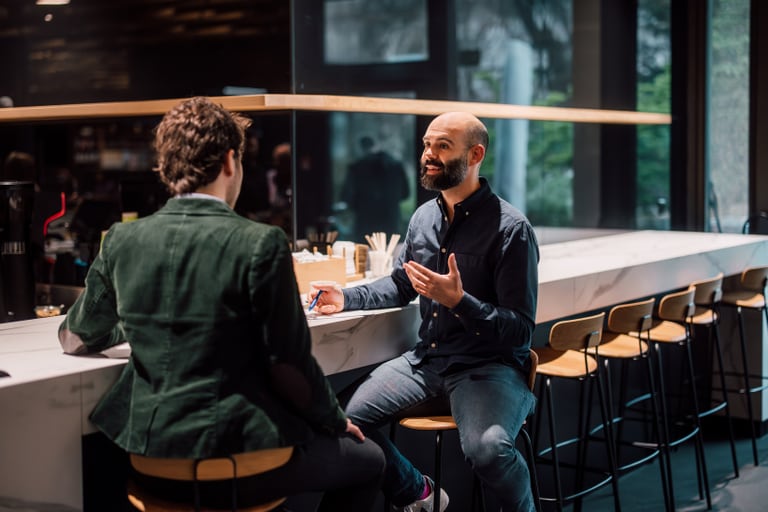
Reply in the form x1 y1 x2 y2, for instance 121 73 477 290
308 290 324 311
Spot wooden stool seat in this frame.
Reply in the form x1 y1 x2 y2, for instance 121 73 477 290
634 319 686 343
689 307 717 325
590 331 648 359
399 416 457 431
128 447 293 512
534 346 598 378
721 289 765 309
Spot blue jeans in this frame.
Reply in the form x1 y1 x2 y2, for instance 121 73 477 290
345 355 537 512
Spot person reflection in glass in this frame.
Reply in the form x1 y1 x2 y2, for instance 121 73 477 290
342 135 409 242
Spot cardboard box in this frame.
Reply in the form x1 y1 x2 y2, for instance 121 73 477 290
293 256 347 294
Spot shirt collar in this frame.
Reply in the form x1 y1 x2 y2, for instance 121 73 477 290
175 192 228 205
435 177 492 218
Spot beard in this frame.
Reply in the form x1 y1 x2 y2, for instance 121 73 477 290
419 153 469 191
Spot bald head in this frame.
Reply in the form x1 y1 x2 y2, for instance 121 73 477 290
420 112 488 195
428 112 489 151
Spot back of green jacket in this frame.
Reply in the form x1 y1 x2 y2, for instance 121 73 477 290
59 197 346 458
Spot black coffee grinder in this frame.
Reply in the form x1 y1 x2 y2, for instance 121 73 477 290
0 181 35 322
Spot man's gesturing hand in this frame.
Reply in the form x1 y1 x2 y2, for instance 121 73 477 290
403 253 463 309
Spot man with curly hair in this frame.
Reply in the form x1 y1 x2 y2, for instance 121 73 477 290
59 97 384 511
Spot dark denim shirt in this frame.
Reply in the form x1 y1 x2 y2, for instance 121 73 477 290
343 178 539 374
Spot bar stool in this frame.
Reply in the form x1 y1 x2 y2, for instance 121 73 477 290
531 311 621 512
642 288 711 510
720 265 768 466
587 298 672 511
393 349 540 512
686 273 739 478
127 447 293 512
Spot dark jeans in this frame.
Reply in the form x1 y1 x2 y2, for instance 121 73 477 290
131 433 385 512
345 356 537 512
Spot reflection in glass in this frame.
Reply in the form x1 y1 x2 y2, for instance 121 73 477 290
323 0 428 65
329 112 416 244
455 0 574 226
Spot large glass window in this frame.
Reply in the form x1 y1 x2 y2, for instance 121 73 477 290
636 0 671 230
706 0 750 232
303 1 680 236
323 0 428 65
454 0 574 226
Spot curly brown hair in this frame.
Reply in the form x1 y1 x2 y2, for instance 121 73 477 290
153 97 251 195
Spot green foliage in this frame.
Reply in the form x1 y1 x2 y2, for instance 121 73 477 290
525 91 574 226
636 64 671 225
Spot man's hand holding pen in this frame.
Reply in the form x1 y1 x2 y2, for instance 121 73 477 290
308 284 345 315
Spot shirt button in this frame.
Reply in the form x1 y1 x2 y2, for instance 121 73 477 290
475 332 480 336
432 311 437 317
454 313 460 318
441 248 446 253
465 211 470 216
431 342 437 348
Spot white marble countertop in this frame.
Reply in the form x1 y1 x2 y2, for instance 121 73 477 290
2 229 767 387
0 303 421 390
2 228 767 511
0 316 126 389
539 230 765 281
536 230 768 322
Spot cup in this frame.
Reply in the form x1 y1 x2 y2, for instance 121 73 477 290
367 251 392 278
332 241 356 274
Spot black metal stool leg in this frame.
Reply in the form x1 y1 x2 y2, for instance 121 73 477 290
736 307 760 466
433 430 442 512
711 315 740 477
520 427 542 512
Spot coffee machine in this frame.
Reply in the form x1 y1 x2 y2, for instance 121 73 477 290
0 181 35 322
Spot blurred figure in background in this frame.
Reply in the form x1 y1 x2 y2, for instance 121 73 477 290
342 135 409 242
263 142 293 237
234 127 270 220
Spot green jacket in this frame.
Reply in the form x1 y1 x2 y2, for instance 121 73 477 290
59 197 347 458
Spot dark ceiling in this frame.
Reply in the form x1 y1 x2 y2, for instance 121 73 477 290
0 0 289 42
0 0 292 105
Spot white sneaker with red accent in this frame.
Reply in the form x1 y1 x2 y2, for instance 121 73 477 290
401 477 449 512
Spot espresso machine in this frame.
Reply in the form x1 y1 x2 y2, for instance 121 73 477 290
0 181 35 322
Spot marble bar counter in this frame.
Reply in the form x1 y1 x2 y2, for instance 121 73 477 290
537 229 768 322
0 304 420 511
1 229 768 511
0 305 419 511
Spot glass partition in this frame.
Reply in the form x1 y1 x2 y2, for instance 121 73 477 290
636 0 671 230
706 0 750 232
0 0 694 293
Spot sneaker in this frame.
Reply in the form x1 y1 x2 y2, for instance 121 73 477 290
401 476 449 512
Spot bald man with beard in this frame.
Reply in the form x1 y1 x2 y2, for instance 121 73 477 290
311 112 540 511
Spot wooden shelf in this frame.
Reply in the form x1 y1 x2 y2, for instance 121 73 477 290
0 93 671 125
